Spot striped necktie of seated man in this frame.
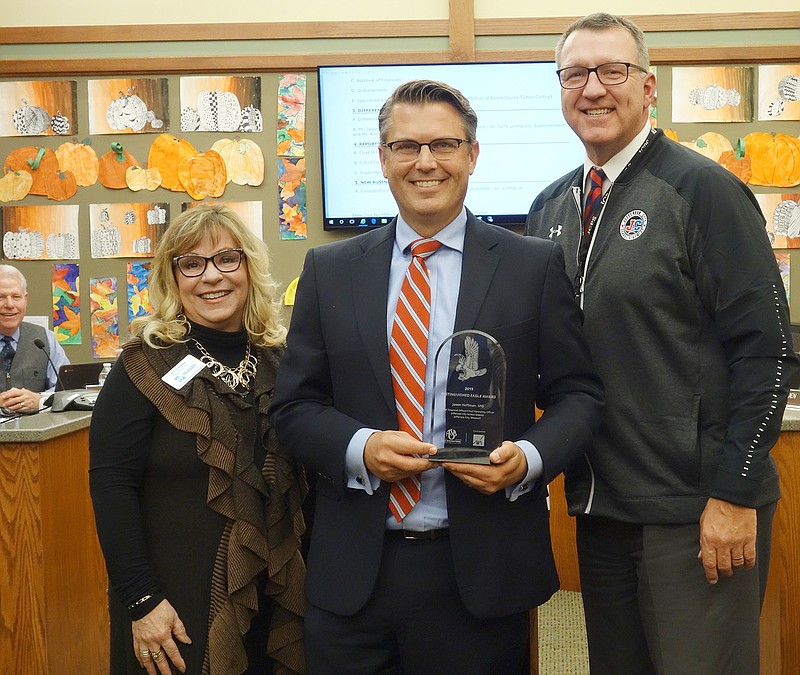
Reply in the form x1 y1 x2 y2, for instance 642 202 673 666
2 336 15 373
388 238 442 521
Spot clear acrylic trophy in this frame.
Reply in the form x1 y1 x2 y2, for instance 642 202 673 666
429 330 506 465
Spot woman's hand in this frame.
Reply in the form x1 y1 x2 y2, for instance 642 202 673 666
132 599 192 675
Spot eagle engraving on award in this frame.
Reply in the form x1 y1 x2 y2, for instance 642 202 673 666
430 330 506 464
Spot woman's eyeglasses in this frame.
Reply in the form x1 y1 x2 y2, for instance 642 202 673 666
173 248 245 278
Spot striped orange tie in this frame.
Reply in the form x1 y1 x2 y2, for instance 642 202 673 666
388 238 441 521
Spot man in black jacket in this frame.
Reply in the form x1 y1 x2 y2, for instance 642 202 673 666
526 12 798 674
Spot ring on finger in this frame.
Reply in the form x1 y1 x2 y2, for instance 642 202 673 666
140 648 151 657
732 555 745 561
151 649 163 661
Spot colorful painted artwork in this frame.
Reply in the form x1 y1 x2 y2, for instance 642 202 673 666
0 204 79 260
88 78 168 134
179 76 262 132
776 253 790 303
0 80 78 137
183 200 263 240
757 193 800 248
127 261 154 328
277 74 307 241
671 66 754 123
758 64 800 121
90 276 119 358
52 263 81 345
89 202 168 258
278 157 307 240
278 74 306 157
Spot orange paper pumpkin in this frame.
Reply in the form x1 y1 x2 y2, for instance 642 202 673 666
98 143 140 189
0 170 33 202
744 132 800 188
55 141 99 187
211 138 265 186
717 138 753 184
679 132 732 162
45 170 79 201
126 166 162 191
177 150 227 200
148 133 198 192
3 146 59 196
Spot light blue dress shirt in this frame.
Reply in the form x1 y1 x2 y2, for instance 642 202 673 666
345 210 543 530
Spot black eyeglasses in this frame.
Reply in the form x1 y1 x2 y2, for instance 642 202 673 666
383 138 468 159
557 62 649 89
173 248 245 278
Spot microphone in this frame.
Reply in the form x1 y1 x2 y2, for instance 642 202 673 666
35 337 97 412
34 337 67 393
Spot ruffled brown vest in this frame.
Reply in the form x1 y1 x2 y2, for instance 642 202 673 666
122 337 306 674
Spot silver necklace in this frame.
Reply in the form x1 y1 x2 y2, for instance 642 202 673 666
192 339 257 392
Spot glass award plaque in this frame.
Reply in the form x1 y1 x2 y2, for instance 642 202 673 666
429 330 506 464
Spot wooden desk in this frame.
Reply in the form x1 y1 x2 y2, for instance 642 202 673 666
0 411 109 675
547 412 800 675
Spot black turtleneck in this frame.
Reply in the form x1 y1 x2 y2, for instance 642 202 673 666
185 321 248 369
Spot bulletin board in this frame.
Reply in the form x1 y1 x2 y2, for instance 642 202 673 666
1 59 799 362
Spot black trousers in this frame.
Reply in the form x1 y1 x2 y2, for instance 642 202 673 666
576 503 776 675
304 534 529 674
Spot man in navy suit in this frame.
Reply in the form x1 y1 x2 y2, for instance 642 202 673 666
271 80 604 673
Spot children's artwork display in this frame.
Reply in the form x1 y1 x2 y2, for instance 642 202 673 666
90 275 119 358
88 78 168 134
278 74 307 240
0 204 79 260
89 202 168 258
180 76 262 132
127 261 154 328
0 81 78 137
758 64 800 121
671 66 754 122
758 193 800 248
53 263 81 345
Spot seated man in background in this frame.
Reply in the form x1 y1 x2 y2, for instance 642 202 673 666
0 264 69 414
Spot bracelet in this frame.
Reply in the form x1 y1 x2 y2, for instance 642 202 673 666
127 594 153 611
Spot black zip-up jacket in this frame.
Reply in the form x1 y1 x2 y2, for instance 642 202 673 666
526 127 798 524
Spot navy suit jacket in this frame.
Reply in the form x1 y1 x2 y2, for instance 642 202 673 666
271 213 603 618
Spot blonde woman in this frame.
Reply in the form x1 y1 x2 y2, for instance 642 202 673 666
90 204 305 675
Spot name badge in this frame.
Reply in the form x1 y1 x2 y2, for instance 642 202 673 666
162 354 206 390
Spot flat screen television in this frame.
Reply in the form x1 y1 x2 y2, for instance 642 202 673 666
318 62 585 230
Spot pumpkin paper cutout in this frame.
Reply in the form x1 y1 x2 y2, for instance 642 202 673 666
211 138 264 186
98 143 140 189
3 228 45 259
0 170 33 202
177 149 227 200
148 134 198 192
3 146 59 196
12 99 51 135
679 132 733 162
126 166 162 191
56 142 99 187
745 132 800 188
718 138 753 184
45 170 79 201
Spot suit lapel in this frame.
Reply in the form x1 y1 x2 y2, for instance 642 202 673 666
454 214 501 332
352 224 397 412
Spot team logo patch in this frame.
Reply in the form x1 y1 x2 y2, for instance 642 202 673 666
620 210 647 240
